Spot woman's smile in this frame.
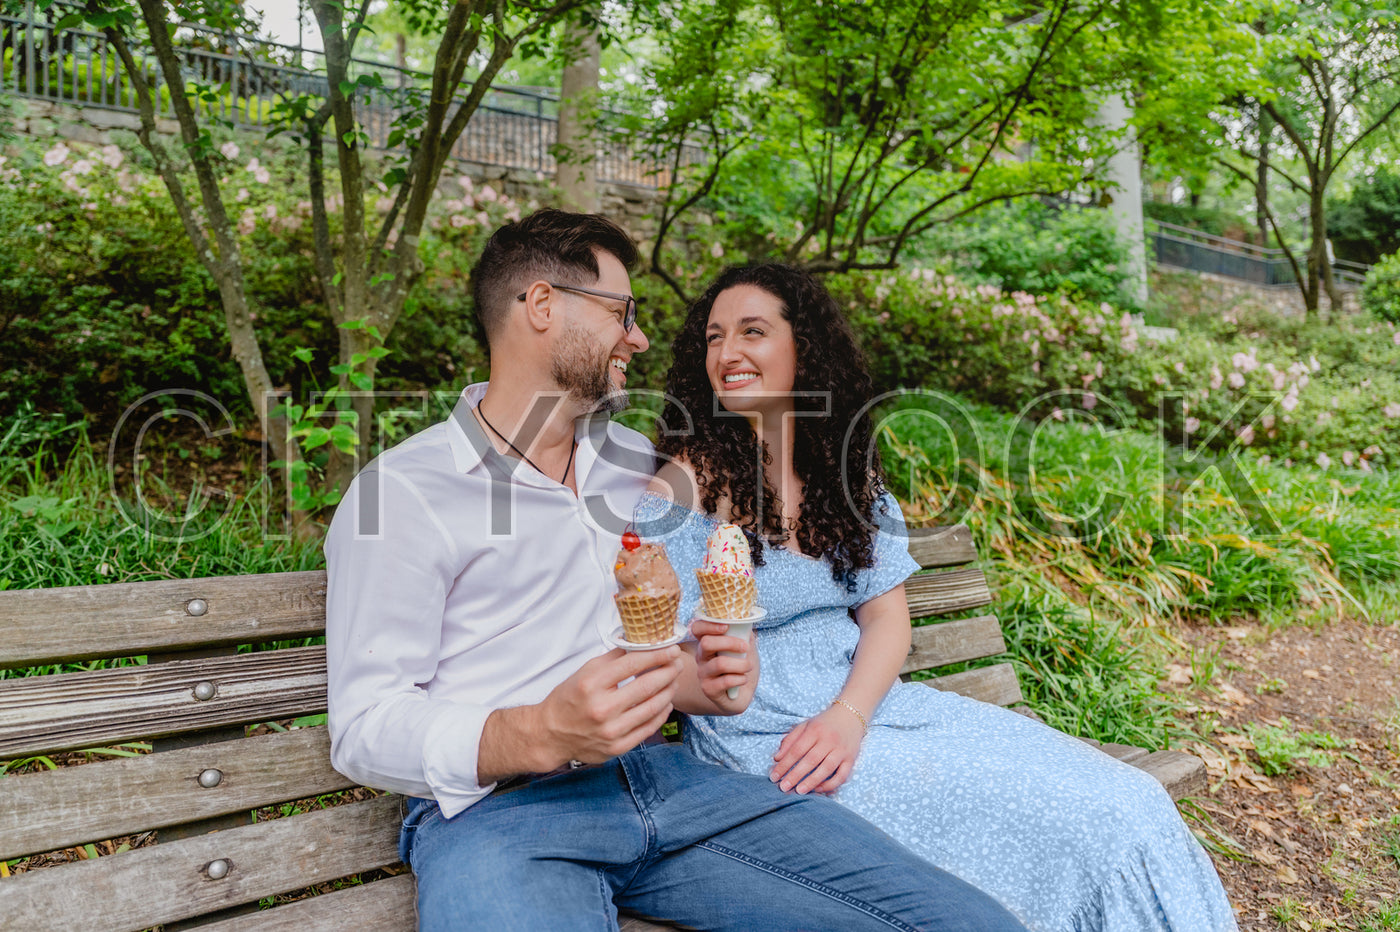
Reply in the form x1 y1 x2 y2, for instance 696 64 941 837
706 285 797 415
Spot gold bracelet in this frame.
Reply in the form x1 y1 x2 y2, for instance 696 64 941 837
831 698 869 736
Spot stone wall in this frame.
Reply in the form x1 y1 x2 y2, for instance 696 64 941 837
469 160 666 244
1150 267 1361 318
8 98 666 241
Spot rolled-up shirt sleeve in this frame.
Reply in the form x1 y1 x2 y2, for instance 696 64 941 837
324 466 494 817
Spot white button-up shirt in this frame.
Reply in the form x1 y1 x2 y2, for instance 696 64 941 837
324 382 656 817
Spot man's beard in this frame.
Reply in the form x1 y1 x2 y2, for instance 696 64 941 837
551 321 629 414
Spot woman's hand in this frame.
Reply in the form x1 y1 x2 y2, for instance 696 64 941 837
691 619 756 711
672 619 757 716
769 703 865 795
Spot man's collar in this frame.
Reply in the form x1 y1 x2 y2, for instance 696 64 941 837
447 382 615 481
447 382 494 474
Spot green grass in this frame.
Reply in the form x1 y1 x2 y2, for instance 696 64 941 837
0 412 322 593
0 412 323 680
877 392 1400 745
1362 901 1400 932
877 392 1400 625
1176 798 1252 862
1244 718 1346 775
1382 816 1400 870
1270 896 1304 925
6 396 1399 756
993 586 1175 747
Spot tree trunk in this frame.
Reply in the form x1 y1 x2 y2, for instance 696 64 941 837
1305 184 1336 319
1318 211 1343 316
1094 91 1147 306
557 16 601 213
111 2 298 504
1320 252 1343 317
103 0 583 527
1256 107 1271 247
1303 234 1323 318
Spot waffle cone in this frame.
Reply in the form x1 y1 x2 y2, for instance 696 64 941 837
694 570 756 618
614 592 680 644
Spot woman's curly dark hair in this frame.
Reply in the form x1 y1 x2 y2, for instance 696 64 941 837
656 264 885 590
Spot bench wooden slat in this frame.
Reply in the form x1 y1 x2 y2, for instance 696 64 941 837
902 615 1005 675
0 512 1213 932
0 727 354 861
0 646 327 758
922 662 1023 706
1077 737 1150 766
1135 749 1207 801
4 795 403 932
193 872 673 932
906 524 978 569
904 567 993 618
0 571 327 670
196 872 417 932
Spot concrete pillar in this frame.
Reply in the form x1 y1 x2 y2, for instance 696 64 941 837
1095 92 1148 306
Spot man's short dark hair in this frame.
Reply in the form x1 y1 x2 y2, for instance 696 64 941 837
471 208 639 343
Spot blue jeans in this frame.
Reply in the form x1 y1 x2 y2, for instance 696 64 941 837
399 743 1024 931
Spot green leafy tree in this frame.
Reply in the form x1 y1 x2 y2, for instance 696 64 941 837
27 0 595 528
1361 251 1400 323
1328 165 1400 265
619 0 1236 300
1212 0 1400 316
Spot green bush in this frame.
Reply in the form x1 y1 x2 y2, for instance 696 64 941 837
0 140 239 420
878 396 1400 741
1140 301 1400 468
0 134 500 431
1328 166 1400 265
836 266 1400 467
1361 251 1400 324
920 199 1138 309
838 269 1143 410
1142 199 1256 242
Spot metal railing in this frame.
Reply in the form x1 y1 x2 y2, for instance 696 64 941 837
1147 219 1369 289
0 2 701 187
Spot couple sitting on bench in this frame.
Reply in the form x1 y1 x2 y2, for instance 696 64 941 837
324 209 1237 931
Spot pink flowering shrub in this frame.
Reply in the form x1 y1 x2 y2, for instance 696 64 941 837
842 270 1149 418
839 270 1399 468
1133 302 1400 470
0 133 517 421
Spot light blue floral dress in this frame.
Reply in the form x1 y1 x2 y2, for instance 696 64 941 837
635 491 1237 932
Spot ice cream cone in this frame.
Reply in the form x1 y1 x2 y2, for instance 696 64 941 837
694 570 756 618
615 592 680 644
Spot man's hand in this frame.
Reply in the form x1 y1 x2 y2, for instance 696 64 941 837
690 619 756 711
536 646 683 768
769 704 864 795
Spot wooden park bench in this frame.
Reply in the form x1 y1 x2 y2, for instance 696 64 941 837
0 522 1204 931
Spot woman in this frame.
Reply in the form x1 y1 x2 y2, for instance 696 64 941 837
634 264 1237 931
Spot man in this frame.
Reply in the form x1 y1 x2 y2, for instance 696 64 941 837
325 209 1025 931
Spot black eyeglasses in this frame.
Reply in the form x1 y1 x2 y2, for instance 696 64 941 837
517 282 639 333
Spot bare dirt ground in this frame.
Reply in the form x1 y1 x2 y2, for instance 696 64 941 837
1167 619 1400 931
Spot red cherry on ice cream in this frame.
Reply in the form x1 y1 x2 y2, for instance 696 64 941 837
621 531 641 551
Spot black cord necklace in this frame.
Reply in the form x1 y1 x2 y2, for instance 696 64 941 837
476 405 576 485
